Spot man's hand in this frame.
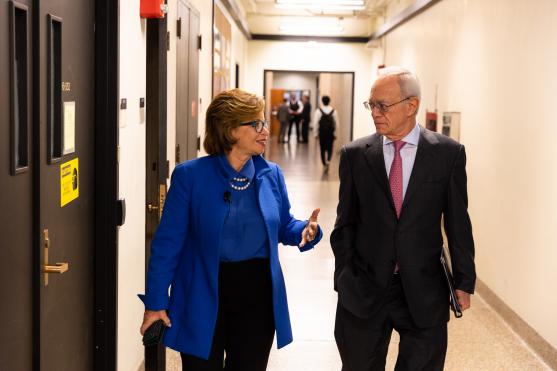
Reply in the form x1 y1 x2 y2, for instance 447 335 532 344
300 208 320 247
455 290 471 311
140 310 171 335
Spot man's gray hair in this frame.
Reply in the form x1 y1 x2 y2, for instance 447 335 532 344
378 66 421 100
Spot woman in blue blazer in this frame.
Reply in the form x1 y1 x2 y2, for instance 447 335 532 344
139 89 322 370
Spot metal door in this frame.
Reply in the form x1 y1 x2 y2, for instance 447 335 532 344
176 0 199 164
0 1 34 369
37 0 96 369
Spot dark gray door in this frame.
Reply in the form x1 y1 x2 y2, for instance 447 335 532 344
1 0 96 369
0 1 33 369
37 0 96 369
176 0 199 163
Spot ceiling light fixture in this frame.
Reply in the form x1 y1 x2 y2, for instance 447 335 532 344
276 0 364 4
278 24 345 35
275 4 365 10
278 18 345 35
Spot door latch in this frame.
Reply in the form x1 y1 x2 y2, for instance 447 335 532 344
42 229 69 286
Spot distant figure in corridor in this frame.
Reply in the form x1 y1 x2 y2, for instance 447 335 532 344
287 93 303 143
299 94 312 143
314 95 338 173
331 66 476 371
277 98 290 143
139 88 323 371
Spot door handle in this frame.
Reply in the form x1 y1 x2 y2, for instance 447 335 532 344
43 229 70 286
43 262 69 274
147 203 159 213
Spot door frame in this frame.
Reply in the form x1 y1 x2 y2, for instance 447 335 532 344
92 0 119 369
262 69 356 141
144 15 168 371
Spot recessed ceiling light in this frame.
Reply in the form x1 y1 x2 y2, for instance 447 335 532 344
276 0 364 4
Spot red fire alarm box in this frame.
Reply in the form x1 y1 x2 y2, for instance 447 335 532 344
140 0 167 18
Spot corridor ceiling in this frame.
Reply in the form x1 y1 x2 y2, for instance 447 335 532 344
236 0 393 37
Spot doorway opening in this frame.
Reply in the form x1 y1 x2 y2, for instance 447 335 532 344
263 70 355 180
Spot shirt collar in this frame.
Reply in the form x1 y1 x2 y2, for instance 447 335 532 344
383 123 421 147
218 155 255 181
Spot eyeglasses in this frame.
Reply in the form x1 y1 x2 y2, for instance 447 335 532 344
363 97 412 113
239 119 269 133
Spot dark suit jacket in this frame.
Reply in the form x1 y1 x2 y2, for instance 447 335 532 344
330 126 475 328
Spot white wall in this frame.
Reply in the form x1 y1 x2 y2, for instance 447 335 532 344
246 41 374 140
377 0 557 348
117 1 147 370
272 72 318 93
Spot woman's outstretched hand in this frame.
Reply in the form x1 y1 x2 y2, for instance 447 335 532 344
300 208 320 247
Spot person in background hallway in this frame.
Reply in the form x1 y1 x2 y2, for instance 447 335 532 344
331 66 475 371
299 94 312 143
287 93 303 143
314 95 338 173
277 98 290 143
139 88 323 371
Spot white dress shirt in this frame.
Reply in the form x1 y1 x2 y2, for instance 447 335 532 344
383 123 421 199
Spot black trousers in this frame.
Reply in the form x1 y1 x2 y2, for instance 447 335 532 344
300 117 310 143
334 274 447 371
181 258 275 371
319 136 334 165
288 117 300 141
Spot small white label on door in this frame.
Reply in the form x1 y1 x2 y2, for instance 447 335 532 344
63 101 76 154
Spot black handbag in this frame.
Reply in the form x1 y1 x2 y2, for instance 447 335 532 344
142 319 166 347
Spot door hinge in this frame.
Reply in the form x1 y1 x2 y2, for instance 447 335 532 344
166 31 170 51
175 144 181 164
177 18 182 39
197 136 200 151
197 34 202 50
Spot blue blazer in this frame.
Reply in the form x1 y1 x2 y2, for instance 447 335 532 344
139 155 322 359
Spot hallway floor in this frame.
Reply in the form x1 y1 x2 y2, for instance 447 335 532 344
164 134 551 370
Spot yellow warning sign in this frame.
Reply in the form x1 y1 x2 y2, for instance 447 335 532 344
60 158 79 207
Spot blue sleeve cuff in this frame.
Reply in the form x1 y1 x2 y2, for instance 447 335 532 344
137 293 169 311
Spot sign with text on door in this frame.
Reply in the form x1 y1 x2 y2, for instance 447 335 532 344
60 158 79 207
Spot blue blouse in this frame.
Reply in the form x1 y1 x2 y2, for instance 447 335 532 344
218 155 269 262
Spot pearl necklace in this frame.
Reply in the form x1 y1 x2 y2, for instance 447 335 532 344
229 176 251 191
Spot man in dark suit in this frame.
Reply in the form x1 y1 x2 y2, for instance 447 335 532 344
300 94 312 143
331 66 475 371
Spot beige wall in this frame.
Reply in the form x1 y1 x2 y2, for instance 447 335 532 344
245 40 374 140
376 0 557 348
319 73 353 145
117 0 147 370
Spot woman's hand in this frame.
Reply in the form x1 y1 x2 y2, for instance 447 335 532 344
140 309 172 335
300 208 320 247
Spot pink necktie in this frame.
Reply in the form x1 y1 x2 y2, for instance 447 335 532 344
390 141 405 273
389 141 406 218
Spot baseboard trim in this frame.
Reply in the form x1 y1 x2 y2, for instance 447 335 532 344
476 278 557 369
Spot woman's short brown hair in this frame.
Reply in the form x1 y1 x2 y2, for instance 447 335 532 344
203 89 265 155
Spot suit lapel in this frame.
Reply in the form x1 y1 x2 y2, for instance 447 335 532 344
402 126 439 209
364 135 392 203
